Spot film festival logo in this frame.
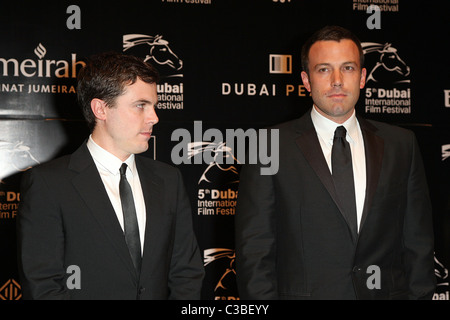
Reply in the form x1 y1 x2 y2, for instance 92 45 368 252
187 140 240 217
187 141 240 185
362 42 411 116
172 121 279 216
442 145 450 162
434 255 449 300
123 34 184 111
204 248 238 300
0 141 40 185
0 141 39 223
171 121 279 176
185 138 240 216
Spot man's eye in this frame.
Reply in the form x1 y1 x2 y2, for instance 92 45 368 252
136 104 144 109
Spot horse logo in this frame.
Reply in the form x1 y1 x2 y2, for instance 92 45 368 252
434 254 449 300
362 42 410 84
204 248 237 297
442 144 450 161
123 34 183 77
187 141 240 185
435 254 449 287
0 141 40 184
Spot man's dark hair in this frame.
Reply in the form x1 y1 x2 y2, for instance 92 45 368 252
77 52 159 132
301 25 365 75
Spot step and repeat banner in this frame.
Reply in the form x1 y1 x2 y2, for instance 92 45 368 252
0 0 449 300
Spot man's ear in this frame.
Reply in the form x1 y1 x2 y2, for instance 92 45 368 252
301 71 312 92
90 98 108 121
360 68 367 89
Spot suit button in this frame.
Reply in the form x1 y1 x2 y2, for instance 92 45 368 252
352 266 362 273
136 286 145 300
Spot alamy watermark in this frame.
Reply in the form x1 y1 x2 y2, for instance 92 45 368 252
66 265 81 290
366 265 381 290
171 121 280 175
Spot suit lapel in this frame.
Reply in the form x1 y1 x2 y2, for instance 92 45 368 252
69 143 138 280
294 112 384 242
135 157 164 274
294 113 357 237
294 115 340 208
357 116 384 232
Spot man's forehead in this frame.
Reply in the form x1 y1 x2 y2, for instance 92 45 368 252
309 40 360 63
310 39 359 51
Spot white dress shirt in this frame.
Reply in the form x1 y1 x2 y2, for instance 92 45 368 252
87 135 146 254
310 106 366 232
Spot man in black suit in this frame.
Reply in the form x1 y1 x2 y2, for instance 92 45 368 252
17 52 204 299
235 26 436 299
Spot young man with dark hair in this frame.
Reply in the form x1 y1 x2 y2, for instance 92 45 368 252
18 52 204 300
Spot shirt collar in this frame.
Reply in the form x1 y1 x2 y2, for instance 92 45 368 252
87 135 136 176
310 105 358 146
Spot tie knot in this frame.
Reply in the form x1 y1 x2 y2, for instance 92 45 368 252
334 126 347 138
120 163 128 176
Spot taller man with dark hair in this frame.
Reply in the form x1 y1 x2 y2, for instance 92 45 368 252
235 26 435 299
17 52 204 299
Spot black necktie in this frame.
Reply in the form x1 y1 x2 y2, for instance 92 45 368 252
331 126 358 239
119 163 141 274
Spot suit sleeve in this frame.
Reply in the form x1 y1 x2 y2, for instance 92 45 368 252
403 133 436 299
17 168 69 300
168 169 205 299
235 160 278 299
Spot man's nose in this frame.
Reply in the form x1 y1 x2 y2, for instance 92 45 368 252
331 70 343 87
146 107 159 125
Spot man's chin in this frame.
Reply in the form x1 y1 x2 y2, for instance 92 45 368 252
133 144 149 155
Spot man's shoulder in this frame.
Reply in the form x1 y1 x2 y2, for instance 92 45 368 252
135 156 181 178
20 154 73 190
30 154 72 173
136 156 175 169
267 116 306 130
362 118 414 139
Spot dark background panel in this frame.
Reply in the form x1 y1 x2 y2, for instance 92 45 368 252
0 0 448 300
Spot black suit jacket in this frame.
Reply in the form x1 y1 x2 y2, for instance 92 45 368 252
235 111 436 299
17 142 204 299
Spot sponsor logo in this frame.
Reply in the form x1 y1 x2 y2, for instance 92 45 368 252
0 43 84 94
0 279 22 300
221 54 309 98
269 54 292 74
